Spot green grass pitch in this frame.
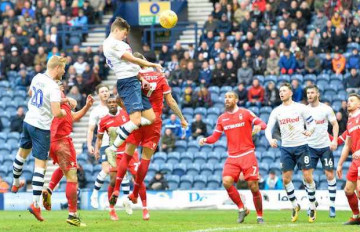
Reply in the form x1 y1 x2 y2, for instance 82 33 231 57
0 210 358 232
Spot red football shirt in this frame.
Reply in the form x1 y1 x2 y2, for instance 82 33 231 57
139 69 171 116
98 109 129 152
51 94 73 140
346 110 360 154
214 108 261 157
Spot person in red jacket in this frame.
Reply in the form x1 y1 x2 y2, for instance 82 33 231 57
246 78 264 107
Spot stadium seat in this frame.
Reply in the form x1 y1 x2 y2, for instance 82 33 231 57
259 163 269 176
82 164 93 175
200 163 214 176
254 75 265 84
173 163 187 176
330 74 343 81
160 163 173 174
207 114 219 123
319 181 328 190
248 106 260 115
194 107 207 117
207 107 220 117
213 163 223 176
291 74 303 83
153 152 167 164
187 163 200 176
209 86 220 95
332 101 342 112
260 106 272 114
269 163 281 175
148 163 160 177
278 74 290 83
264 75 277 84
193 175 207 189
187 140 200 152
174 141 187 153
193 152 207 165
180 152 194 165
8 132 20 140
144 175 152 186
167 152 180 165
220 86 232 94
0 165 7 176
182 107 194 116
304 74 316 83
317 73 330 82
211 93 219 103
262 151 276 163
93 164 102 174
200 144 213 153
207 175 222 189
7 139 19 150
0 144 11 154
207 152 220 164
179 175 193 189
168 175 180 190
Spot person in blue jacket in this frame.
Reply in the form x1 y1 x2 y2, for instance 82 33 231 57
264 169 283 190
279 49 297 75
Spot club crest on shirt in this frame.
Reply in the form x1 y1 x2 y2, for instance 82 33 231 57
239 114 243 120
122 116 127 122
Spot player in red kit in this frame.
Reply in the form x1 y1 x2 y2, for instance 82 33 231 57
199 91 267 224
109 52 187 220
337 93 360 225
95 95 144 221
42 83 94 227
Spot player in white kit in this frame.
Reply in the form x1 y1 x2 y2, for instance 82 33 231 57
11 56 67 221
306 85 339 218
88 84 132 213
265 83 317 223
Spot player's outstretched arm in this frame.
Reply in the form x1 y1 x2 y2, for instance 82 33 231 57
164 93 188 128
330 119 339 150
337 136 351 179
265 110 277 147
72 95 94 122
122 52 162 72
94 133 103 160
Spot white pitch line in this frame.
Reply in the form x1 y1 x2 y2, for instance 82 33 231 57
186 222 336 232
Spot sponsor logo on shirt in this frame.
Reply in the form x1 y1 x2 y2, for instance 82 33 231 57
315 119 326 124
239 114 243 120
106 120 114 125
223 122 245 130
279 116 300 125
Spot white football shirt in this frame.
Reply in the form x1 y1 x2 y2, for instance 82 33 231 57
265 102 316 147
307 102 336 149
103 36 141 79
24 73 61 130
89 103 109 147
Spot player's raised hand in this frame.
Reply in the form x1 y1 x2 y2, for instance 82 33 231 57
252 125 261 135
86 95 95 107
336 165 342 179
330 140 338 151
269 139 278 148
180 118 188 128
199 138 207 146
154 63 163 72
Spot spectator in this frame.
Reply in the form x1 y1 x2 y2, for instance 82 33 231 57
246 79 264 107
264 170 283 190
0 176 9 193
15 69 30 90
348 18 360 43
265 50 280 75
332 53 346 75
345 68 360 93
262 3 275 25
346 48 360 70
218 32 230 50
89 0 105 23
142 44 156 63
279 49 296 75
161 128 176 153
21 47 34 67
183 61 199 86
225 4 234 22
229 82 246 106
203 14 219 34
234 2 249 24
291 79 303 102
196 87 212 108
305 50 321 74
10 107 25 133
172 41 185 60
313 10 328 33
34 46 47 68
199 61 212 86
0 56 6 80
164 114 182 138
237 61 253 86
252 55 266 75
264 81 280 107
212 2 224 20
6 46 22 72
159 45 172 65
73 56 88 75
148 171 169 191
224 60 237 86
218 14 231 35
336 112 347 134
330 27 348 52
67 86 84 111
211 61 225 87
331 11 343 28
77 164 87 189
191 114 207 139
318 31 331 53
83 0 95 24
322 51 333 74
182 86 194 108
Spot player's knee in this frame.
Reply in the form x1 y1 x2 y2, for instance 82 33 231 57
222 177 233 189
248 181 259 192
282 176 291 185
325 170 334 180
131 117 142 127
302 172 313 183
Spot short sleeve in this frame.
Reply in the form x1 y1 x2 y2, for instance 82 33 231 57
113 41 130 59
97 119 106 134
50 83 61 103
161 78 171 94
88 109 98 126
246 109 257 124
326 106 336 123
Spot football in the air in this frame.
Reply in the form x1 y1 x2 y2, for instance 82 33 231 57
159 10 178 29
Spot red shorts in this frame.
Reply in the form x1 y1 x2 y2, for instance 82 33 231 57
127 119 162 150
223 151 259 182
50 137 77 172
346 159 360 182
110 150 140 176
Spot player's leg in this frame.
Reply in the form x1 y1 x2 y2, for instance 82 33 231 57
42 167 64 211
108 171 119 221
91 146 110 209
121 173 133 215
343 162 360 225
320 148 336 218
12 122 33 192
299 146 317 223
248 181 263 223
280 147 300 222
64 168 86 227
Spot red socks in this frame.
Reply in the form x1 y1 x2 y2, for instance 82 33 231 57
252 190 263 217
66 182 78 214
108 185 114 201
48 167 64 192
139 182 147 208
114 154 133 191
133 159 151 197
346 192 359 215
226 186 244 209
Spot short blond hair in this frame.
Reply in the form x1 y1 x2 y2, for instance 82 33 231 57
47 55 67 70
